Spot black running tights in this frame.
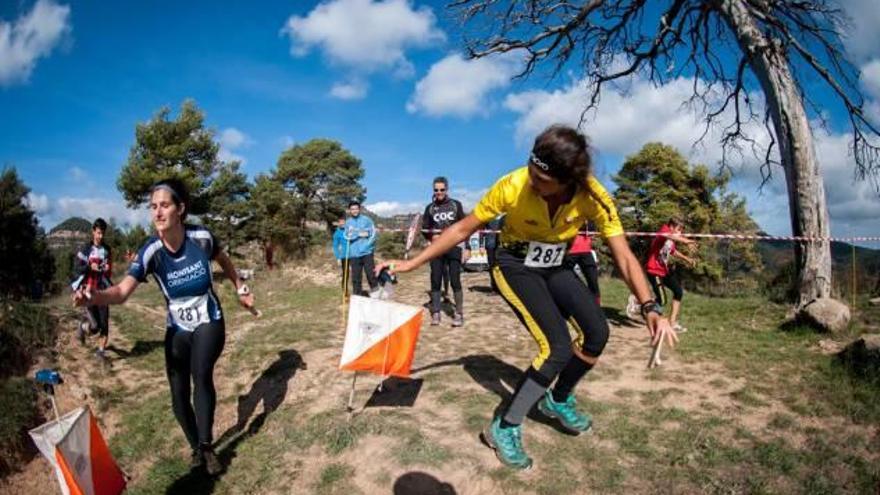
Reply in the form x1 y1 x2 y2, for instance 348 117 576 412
164 320 226 449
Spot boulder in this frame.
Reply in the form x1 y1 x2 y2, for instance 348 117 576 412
797 298 851 334
869 297 880 307
837 334 880 381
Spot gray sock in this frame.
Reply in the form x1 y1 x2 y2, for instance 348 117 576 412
430 291 442 313
502 376 547 425
453 291 464 315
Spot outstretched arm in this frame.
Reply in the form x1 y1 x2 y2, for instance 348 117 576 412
664 232 696 246
74 275 139 307
378 213 484 274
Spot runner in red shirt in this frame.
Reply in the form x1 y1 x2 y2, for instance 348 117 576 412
644 217 696 332
567 223 600 303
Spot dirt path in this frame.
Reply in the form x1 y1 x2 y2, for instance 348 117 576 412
3 265 876 494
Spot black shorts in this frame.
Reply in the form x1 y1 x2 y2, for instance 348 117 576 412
648 272 683 304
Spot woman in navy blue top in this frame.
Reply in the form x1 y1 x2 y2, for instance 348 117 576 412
74 178 254 475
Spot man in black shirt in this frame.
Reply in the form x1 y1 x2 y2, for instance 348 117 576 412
422 177 468 326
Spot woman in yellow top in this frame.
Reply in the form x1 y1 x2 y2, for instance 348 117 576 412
378 125 676 470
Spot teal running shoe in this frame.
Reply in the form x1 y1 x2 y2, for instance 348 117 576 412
482 417 533 470
538 390 592 434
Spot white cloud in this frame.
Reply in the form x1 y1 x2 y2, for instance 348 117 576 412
860 59 880 125
365 200 423 216
217 127 252 164
407 53 520 118
219 128 250 149
0 0 71 86
33 195 150 230
504 76 770 165
813 131 880 221
281 0 444 97
840 0 880 63
452 187 489 211
861 60 880 98
283 0 443 71
330 78 368 100
503 75 880 238
366 186 489 218
25 192 51 215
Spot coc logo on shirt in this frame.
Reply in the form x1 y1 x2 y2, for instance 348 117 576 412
433 212 456 222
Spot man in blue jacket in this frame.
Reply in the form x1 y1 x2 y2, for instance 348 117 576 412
332 217 349 293
344 201 379 296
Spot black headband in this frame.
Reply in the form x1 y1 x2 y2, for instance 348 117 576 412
151 184 181 203
530 152 553 173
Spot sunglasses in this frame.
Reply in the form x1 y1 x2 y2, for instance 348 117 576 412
434 188 446 192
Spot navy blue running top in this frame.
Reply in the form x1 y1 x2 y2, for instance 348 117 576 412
128 225 223 332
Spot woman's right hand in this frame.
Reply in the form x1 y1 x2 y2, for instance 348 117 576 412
72 288 90 307
375 259 412 277
646 312 678 348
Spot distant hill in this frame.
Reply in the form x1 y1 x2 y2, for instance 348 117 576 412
757 238 880 296
49 217 91 234
47 217 91 250
758 238 880 272
359 208 416 230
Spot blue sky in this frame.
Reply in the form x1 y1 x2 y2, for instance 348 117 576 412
3 0 880 241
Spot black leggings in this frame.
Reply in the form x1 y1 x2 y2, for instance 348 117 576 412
492 249 610 423
493 249 609 381
164 320 226 449
568 253 600 300
430 247 462 311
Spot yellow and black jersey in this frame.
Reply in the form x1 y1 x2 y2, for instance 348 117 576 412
473 166 624 244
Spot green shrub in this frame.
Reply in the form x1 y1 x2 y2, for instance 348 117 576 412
0 377 38 475
0 301 56 379
376 231 406 259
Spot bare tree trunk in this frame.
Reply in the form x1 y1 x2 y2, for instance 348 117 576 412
716 0 832 307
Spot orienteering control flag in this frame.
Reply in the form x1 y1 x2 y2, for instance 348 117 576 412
340 295 423 378
29 407 126 495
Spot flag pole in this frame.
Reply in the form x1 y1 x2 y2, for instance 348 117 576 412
342 236 359 414
347 372 358 413
377 322 392 393
648 332 664 369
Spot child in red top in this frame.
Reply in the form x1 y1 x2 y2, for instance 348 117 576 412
73 218 113 358
644 218 696 332
568 225 600 303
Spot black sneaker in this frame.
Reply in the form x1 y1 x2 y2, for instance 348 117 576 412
190 449 204 468
202 447 223 475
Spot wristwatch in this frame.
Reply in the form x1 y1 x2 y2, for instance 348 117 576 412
640 300 662 318
237 284 250 296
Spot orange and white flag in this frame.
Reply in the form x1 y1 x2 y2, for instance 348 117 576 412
29 407 126 495
340 295 423 378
